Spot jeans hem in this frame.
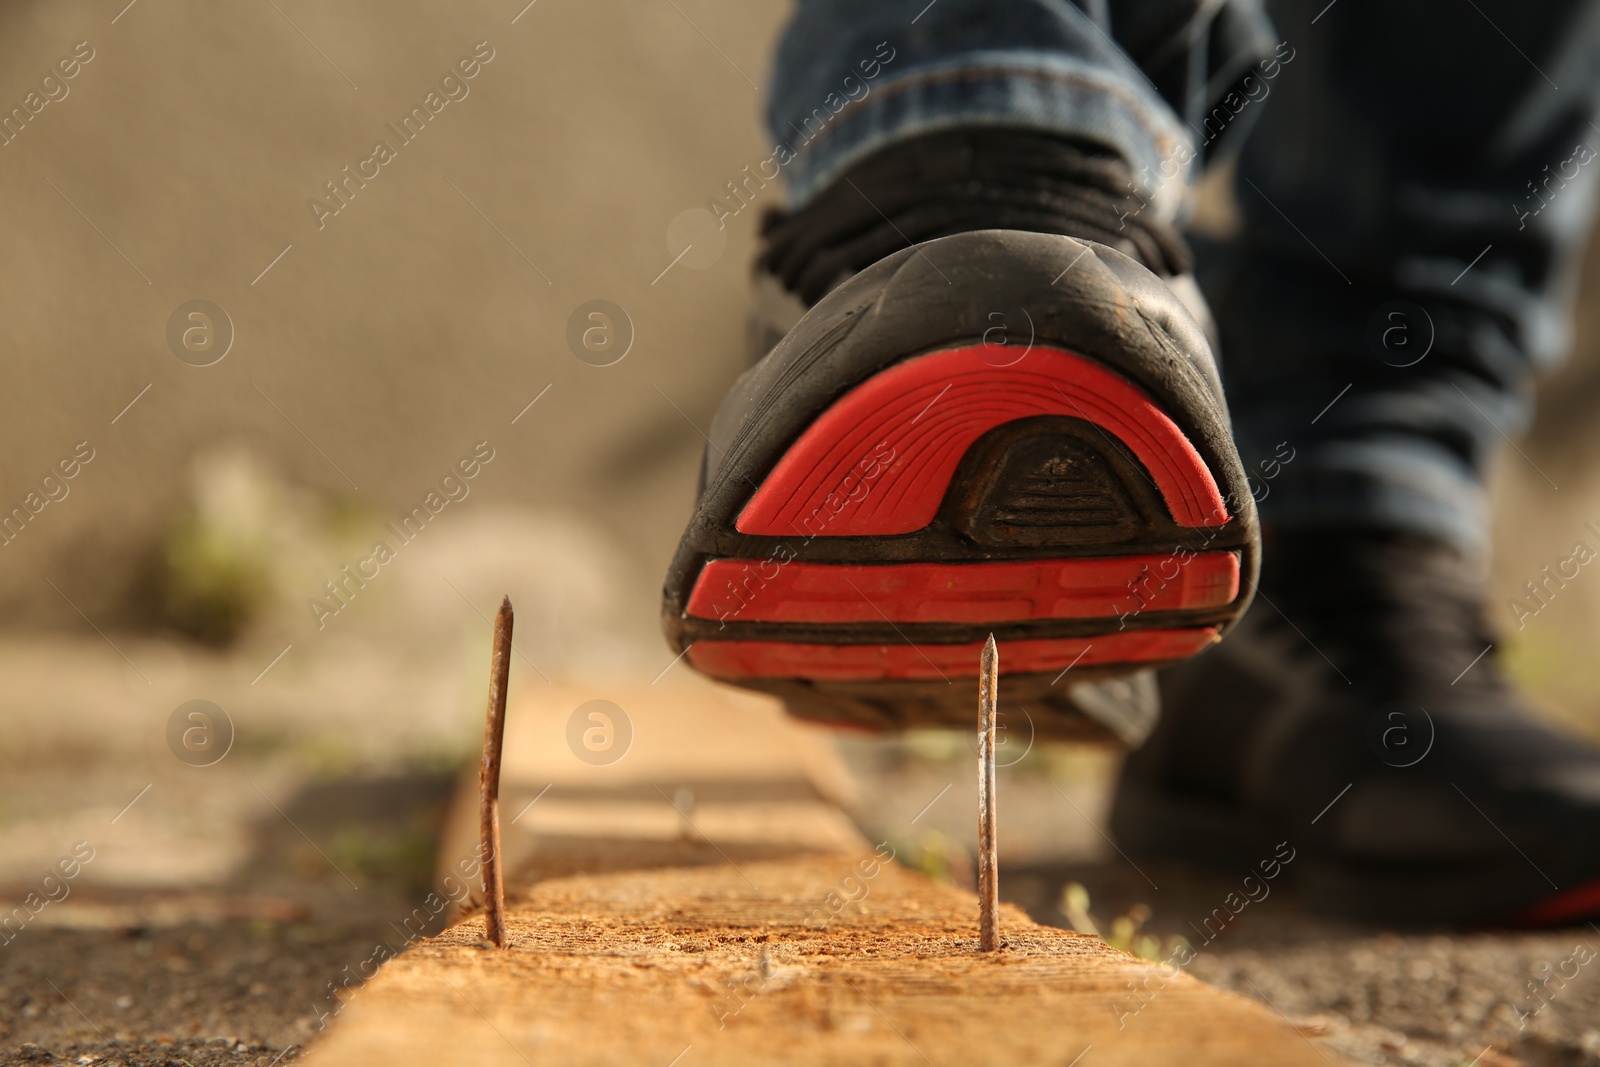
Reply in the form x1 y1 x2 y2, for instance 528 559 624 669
777 56 1193 218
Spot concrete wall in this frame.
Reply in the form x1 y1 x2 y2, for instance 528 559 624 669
0 0 786 630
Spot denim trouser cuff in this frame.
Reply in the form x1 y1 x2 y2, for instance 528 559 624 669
779 54 1194 221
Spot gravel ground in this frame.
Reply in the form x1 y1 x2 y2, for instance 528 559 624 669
0 755 458 1067
999 858 1600 1067
4 920 390 1066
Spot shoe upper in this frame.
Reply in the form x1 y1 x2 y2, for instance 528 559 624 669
757 128 1194 305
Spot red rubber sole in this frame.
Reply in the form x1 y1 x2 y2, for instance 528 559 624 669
736 344 1230 537
687 552 1240 625
682 340 1240 688
687 629 1221 682
1510 876 1600 927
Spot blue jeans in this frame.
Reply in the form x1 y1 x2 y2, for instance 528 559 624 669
767 0 1600 555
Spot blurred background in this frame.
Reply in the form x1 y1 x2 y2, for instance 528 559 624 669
2 1 1600 1065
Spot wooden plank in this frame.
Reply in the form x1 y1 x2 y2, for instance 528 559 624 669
434 675 866 904
304 674 1346 1066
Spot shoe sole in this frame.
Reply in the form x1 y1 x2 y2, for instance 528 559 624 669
662 231 1260 737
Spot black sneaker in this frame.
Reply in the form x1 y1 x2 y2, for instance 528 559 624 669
1112 528 1600 926
660 130 1261 743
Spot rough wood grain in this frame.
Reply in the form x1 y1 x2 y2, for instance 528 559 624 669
303 674 1348 1066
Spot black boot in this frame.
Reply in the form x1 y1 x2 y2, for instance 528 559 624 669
1114 528 1600 925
